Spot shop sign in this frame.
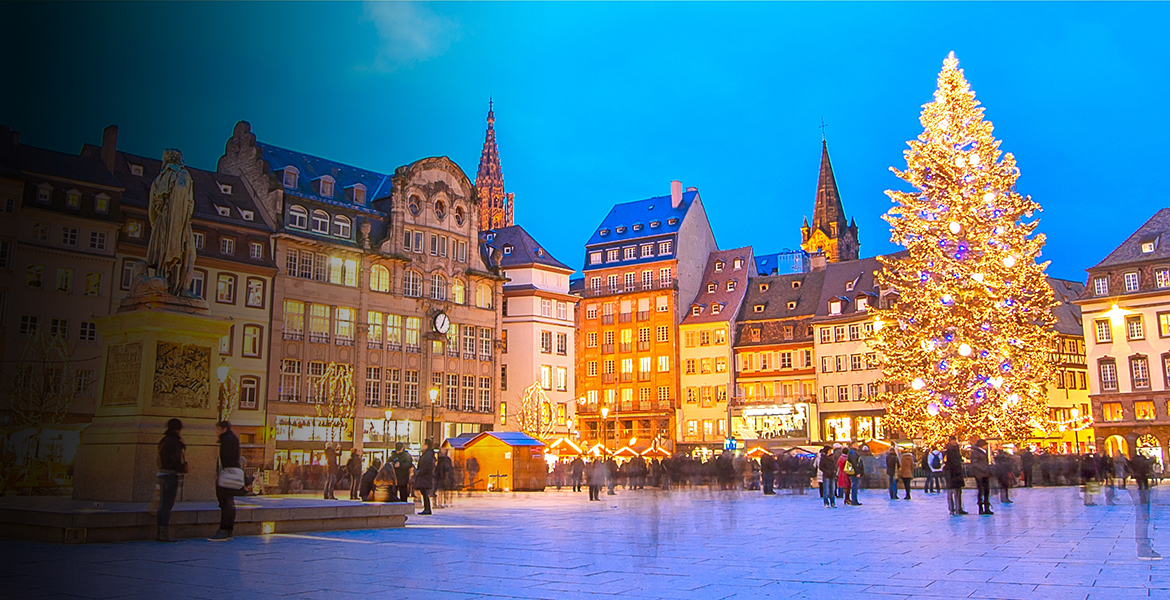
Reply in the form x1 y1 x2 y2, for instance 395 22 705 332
736 403 809 440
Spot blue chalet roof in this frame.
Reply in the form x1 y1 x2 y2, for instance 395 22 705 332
443 432 479 449
256 141 391 216
480 431 546 447
585 190 698 248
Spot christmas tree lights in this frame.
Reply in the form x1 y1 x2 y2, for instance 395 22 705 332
871 52 1057 445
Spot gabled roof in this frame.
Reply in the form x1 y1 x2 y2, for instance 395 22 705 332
738 270 826 322
443 432 479 450
1089 208 1170 270
470 431 546 447
490 225 572 272
682 247 756 325
585 189 698 248
98 147 272 233
256 141 392 212
16 143 123 189
812 253 906 321
755 249 810 276
1048 277 1085 336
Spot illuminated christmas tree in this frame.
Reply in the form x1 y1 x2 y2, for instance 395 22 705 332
871 52 1057 445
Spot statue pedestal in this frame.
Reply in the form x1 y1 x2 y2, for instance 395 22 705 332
72 301 230 502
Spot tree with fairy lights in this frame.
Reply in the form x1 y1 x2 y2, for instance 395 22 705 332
871 52 1057 446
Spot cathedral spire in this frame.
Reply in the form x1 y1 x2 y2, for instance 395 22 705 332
800 137 859 262
476 99 513 230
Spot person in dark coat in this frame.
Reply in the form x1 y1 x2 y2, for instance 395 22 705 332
156 418 186 542
605 457 618 495
818 446 836 508
994 450 1014 503
209 421 241 540
885 447 900 500
1020 448 1035 487
760 452 777 495
587 459 605 501
1081 452 1100 506
570 457 584 492
435 448 455 508
391 442 414 502
415 438 436 515
346 450 363 500
944 436 967 515
360 459 380 501
970 439 993 515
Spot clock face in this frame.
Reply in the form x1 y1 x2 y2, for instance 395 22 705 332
433 312 450 334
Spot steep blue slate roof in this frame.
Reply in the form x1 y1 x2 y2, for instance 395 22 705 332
256 141 391 215
481 431 546 447
584 190 697 248
490 225 572 272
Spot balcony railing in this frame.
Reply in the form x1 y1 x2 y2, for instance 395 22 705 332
637 310 650 321
309 333 329 344
619 312 632 323
601 344 614 354
620 342 632 352
283 330 304 341
603 373 616 383
637 341 651 352
585 279 678 298
620 373 633 383
368 340 383 349
576 398 673 414
602 315 615 325
335 337 354 347
638 372 651 382
730 395 819 407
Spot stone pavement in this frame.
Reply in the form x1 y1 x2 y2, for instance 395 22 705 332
2 485 1166 600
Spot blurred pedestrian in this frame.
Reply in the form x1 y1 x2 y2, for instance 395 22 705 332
155 418 186 543
209 421 241 541
885 446 899 500
971 439 993 515
819 446 836 508
415 438 435 515
391 442 413 503
898 447 915 499
926 446 944 494
346 450 363 500
944 436 967 516
323 442 338 500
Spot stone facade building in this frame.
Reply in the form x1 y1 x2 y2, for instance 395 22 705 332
218 121 504 470
1077 208 1170 467
800 140 859 263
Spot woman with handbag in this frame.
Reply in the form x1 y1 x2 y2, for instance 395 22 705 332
156 418 187 543
210 421 242 541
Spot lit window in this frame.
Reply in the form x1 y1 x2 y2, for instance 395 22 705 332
371 265 390 292
243 325 263 357
216 274 236 304
94 194 109 214
1102 402 1122 421
84 272 101 296
1135 400 1155 420
1157 269 1170 289
403 271 422 297
66 190 81 209
246 278 265 308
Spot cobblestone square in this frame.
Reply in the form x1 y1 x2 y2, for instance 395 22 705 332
2 486 1167 600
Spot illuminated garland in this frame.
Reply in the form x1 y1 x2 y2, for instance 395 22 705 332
517 381 556 440
870 53 1057 446
313 362 356 444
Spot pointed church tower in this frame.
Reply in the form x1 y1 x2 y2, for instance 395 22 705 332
475 99 514 230
800 138 859 262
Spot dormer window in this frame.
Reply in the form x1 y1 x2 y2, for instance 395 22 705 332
129 163 144 176
667 218 679 226
1143 242 1156 253
829 300 842 315
733 259 743 270
714 261 724 273
218 183 233 195
792 280 801 289
787 301 797 310
486 233 495 243
503 244 513 255
753 304 765 313
707 283 716 293
95 193 109 214
288 205 308 229
712 304 722 315
215 205 231 217
632 223 643 231
282 167 299 189
649 220 661 228
692 305 702 316
726 280 736 292
66 189 81 209
333 215 351 238
318 176 335 198
759 283 769 292
349 184 367 205
615 226 626 234
311 210 329 234
846 280 856 292
857 297 869 311
599 228 610 237
240 209 254 221
536 248 544 257
36 184 52 204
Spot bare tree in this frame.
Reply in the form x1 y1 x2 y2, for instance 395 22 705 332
313 362 356 444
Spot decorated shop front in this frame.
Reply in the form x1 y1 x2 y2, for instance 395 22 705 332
731 402 812 450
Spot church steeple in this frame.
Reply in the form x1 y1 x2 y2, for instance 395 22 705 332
800 138 859 262
475 99 514 230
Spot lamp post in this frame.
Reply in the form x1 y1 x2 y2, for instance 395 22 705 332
1071 408 1081 454
429 387 440 442
384 408 393 447
600 406 610 454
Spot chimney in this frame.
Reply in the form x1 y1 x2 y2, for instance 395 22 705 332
670 180 683 208
100 125 118 173
810 253 827 272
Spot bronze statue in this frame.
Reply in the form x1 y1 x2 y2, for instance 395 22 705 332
146 149 196 296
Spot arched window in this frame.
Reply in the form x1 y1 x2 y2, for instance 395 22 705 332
435 200 447 220
403 270 422 298
288 205 308 229
476 283 492 309
454 205 465 226
311 210 329 233
370 265 390 292
408 195 421 216
452 279 466 304
333 215 351 238
431 274 447 301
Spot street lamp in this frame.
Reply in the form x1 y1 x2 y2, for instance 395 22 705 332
384 409 393 448
1071 408 1081 454
600 406 610 453
429 387 440 442
215 359 234 422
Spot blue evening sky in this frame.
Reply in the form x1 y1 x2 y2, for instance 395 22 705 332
3 2 1167 280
